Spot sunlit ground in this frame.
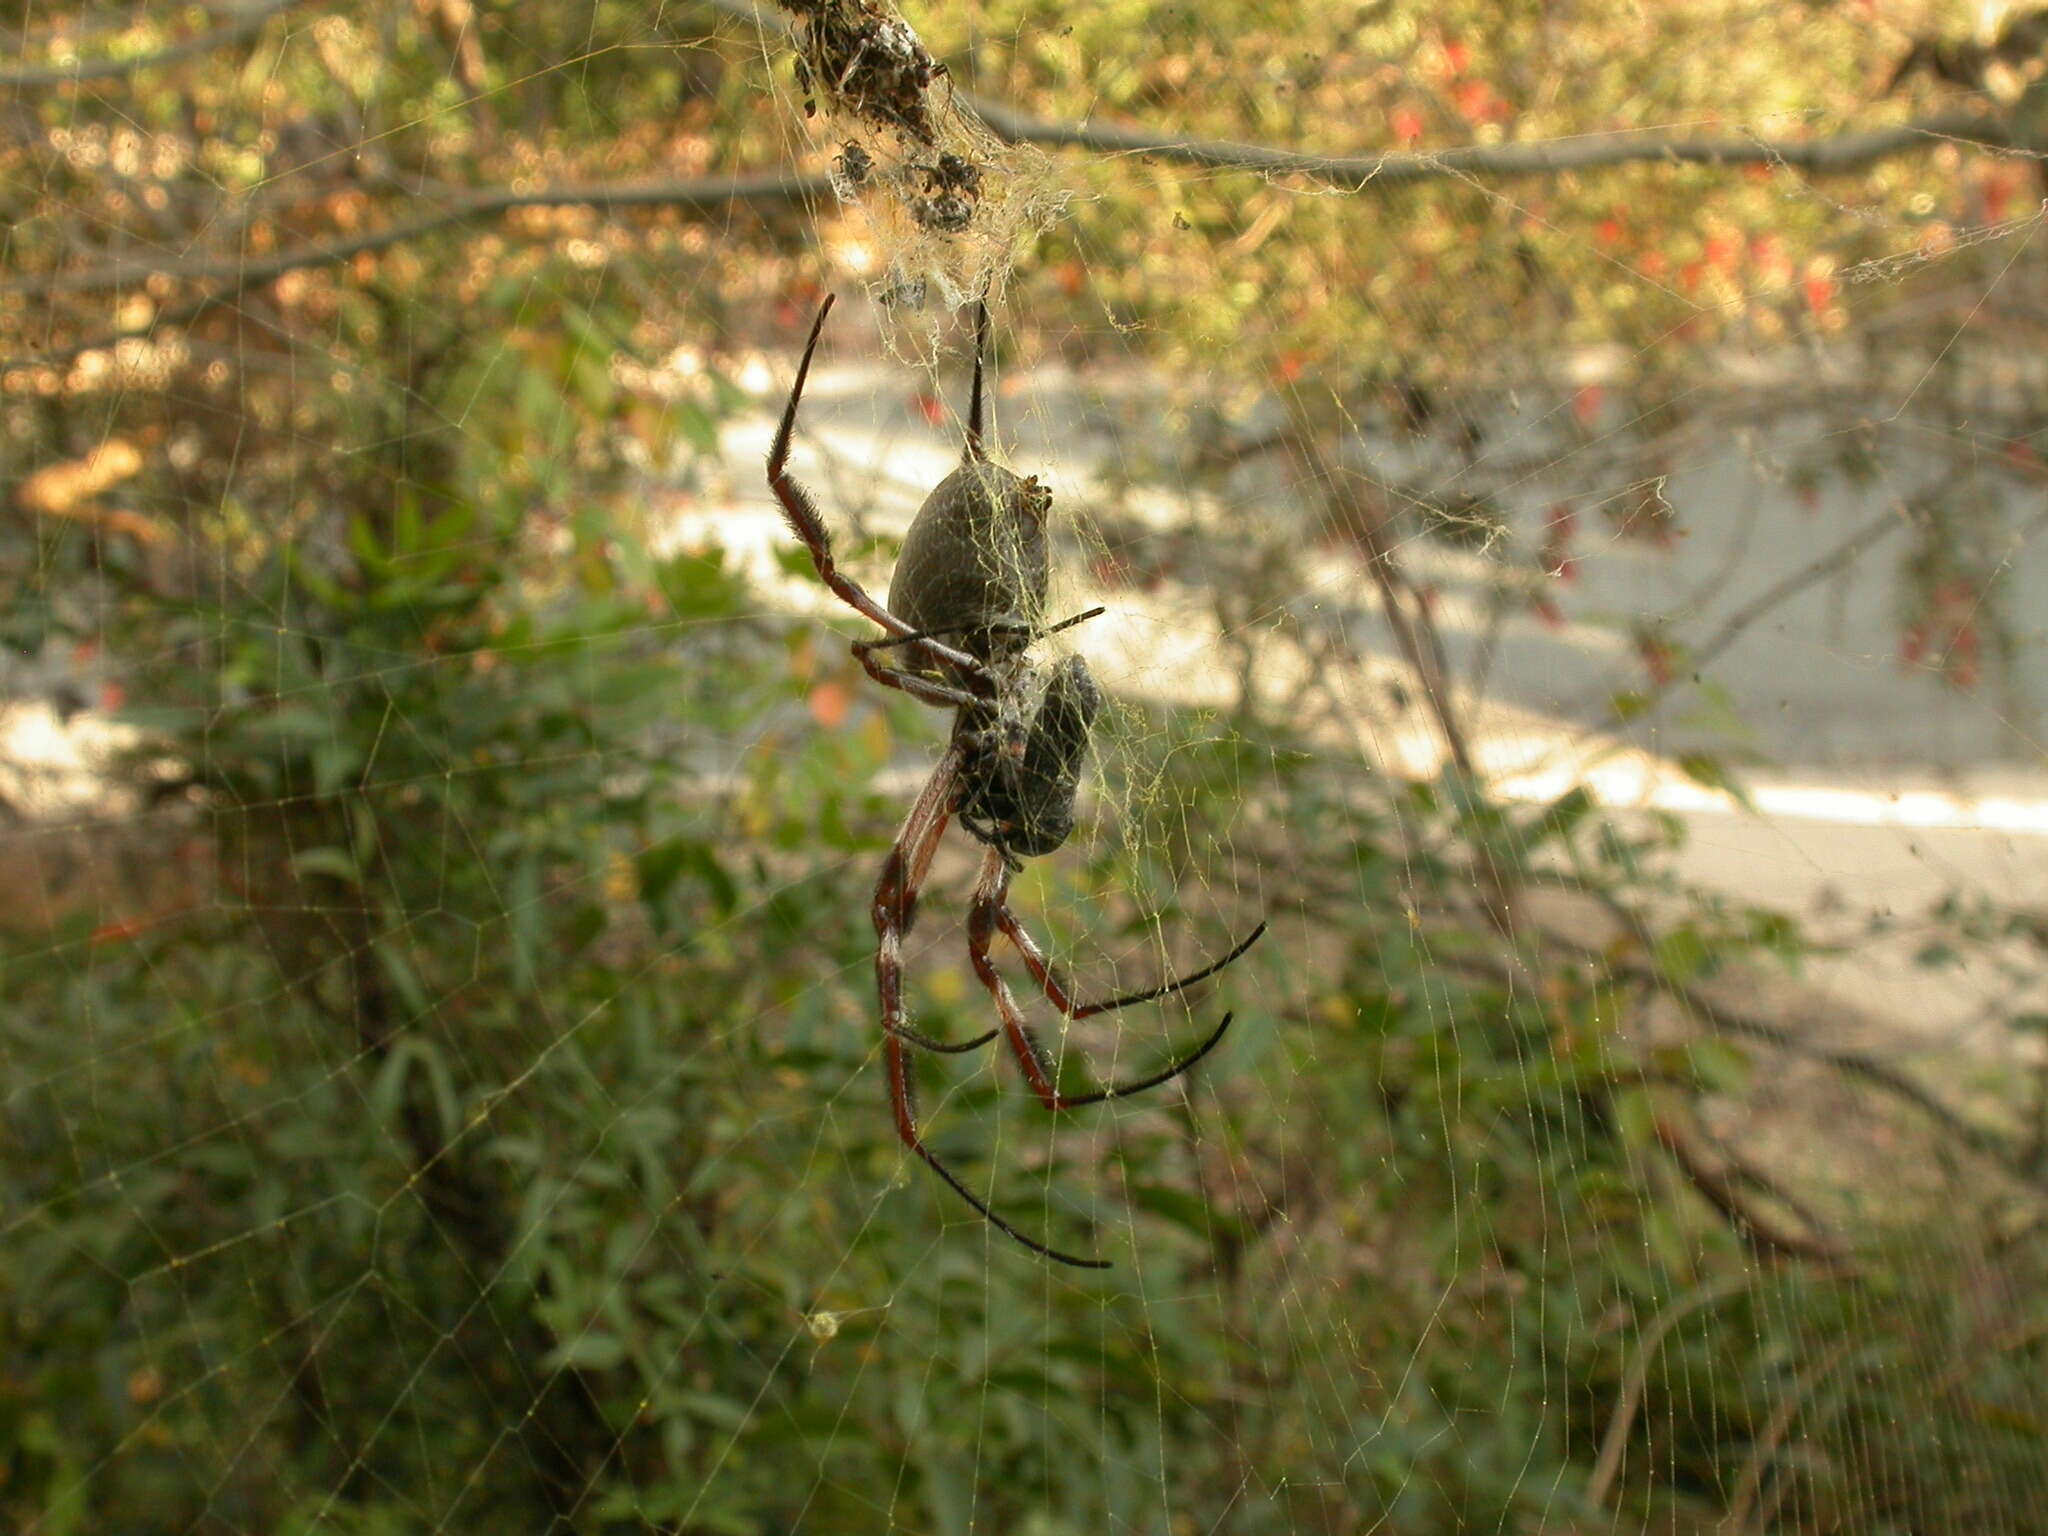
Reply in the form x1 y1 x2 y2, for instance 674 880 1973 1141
8 343 2045 1048
680 345 2048 1052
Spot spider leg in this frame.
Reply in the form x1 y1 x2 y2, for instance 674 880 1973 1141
854 605 1106 718
769 295 990 708
966 852 1247 1112
881 1036 1106 1267
998 909 1270 1021
964 298 989 461
875 749 1001 1057
857 604 1107 656
872 752 1103 1267
849 636 985 711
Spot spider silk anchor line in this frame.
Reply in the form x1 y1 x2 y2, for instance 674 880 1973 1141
768 293 1267 1267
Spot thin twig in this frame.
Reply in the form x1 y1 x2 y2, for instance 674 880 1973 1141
1290 437 1480 781
1654 1115 1852 1265
1722 1339 1855 1535
1600 502 1908 726
966 98 2023 190
1586 1274 1755 1509
1574 886 2036 1180
1680 988 2026 1172
1422 874 2038 1187
0 0 309 90
3 171 827 300
1283 431 1520 931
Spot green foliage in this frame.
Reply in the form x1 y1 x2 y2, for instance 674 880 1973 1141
8 482 2045 1529
6 2 2048 1529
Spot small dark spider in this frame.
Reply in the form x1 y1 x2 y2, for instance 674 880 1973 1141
908 153 981 232
768 294 1267 1267
910 191 974 233
923 151 983 198
833 140 874 191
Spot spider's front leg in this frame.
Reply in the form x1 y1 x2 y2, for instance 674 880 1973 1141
766 294 988 711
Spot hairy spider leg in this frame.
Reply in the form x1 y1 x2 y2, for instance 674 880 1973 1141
996 908 1270 1023
964 298 989 460
871 747 1108 1268
858 605 1108 657
768 294 989 712
966 851 1254 1111
874 747 1002 1058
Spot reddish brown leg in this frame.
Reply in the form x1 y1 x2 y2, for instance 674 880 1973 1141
768 294 990 712
847 638 983 711
871 752 1106 1268
967 853 1248 1111
873 745 998 1057
996 904 1268 1021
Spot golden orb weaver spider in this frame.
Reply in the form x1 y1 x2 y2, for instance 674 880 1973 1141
767 294 1266 1267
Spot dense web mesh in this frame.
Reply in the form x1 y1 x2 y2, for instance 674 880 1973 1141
783 0 1062 347
5 1 2048 1532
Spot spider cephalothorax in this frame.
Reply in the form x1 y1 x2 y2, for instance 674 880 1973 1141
767 293 1265 1266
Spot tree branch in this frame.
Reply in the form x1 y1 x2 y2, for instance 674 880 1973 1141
1654 1114 1852 1265
9 0 2031 370
712 0 2024 187
1722 1339 1856 1535
0 0 309 90
968 98 2022 189
1573 889 2037 1181
1586 1275 1755 1509
3 171 829 300
0 170 831 374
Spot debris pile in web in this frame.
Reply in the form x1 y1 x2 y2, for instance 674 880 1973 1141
782 0 1062 347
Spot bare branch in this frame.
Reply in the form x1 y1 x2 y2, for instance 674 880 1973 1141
1586 1275 1755 1509
0 170 831 374
1723 1339 1856 1535
0 0 308 90
966 97 2023 189
3 171 828 301
1654 1115 1853 1265
1596 501 1911 728
1573 889 2037 1180
714 0 2024 188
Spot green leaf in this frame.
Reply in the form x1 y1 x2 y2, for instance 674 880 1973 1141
548 1332 627 1372
1518 786 1593 852
1676 751 1755 811
1653 925 1713 987
289 846 362 884
1684 1037 1752 1094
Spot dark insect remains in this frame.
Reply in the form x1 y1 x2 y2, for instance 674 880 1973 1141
767 293 1267 1267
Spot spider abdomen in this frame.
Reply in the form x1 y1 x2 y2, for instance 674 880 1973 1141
888 460 1052 657
956 653 1101 862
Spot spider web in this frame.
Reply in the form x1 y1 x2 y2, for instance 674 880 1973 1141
5 1 2048 1531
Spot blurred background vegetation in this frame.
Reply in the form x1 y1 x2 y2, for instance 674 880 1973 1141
5 1 2048 1531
